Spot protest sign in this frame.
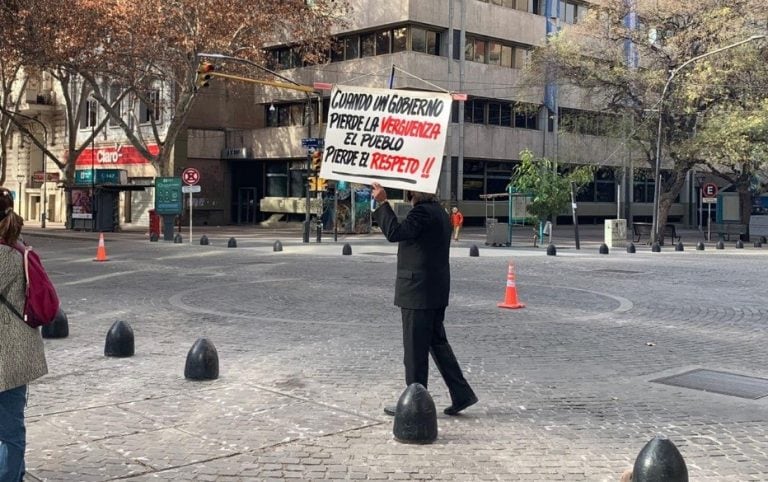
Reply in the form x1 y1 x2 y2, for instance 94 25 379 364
319 85 452 193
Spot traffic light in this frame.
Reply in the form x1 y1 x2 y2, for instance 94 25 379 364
311 150 322 173
195 62 216 89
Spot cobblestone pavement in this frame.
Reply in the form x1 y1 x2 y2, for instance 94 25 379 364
16 226 768 481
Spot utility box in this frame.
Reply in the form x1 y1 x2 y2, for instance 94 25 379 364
605 219 627 248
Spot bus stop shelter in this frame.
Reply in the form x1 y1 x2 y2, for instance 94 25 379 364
479 188 530 246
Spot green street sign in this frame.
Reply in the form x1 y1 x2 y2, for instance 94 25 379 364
154 177 183 215
75 169 124 185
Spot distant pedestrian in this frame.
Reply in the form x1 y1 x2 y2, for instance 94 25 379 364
450 207 464 241
371 183 478 417
0 187 47 481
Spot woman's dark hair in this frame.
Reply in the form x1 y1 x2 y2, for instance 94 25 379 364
0 188 24 245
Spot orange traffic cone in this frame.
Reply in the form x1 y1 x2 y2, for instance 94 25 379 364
94 233 109 262
498 260 524 309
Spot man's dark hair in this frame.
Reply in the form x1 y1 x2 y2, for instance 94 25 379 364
409 191 439 205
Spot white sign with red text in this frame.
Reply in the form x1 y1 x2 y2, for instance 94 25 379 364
319 85 452 193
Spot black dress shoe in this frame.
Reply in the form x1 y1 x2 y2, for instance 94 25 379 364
383 405 396 416
444 394 478 416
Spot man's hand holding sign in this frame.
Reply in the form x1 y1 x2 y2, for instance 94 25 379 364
319 85 453 194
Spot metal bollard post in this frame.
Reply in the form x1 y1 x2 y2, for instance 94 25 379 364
316 221 322 243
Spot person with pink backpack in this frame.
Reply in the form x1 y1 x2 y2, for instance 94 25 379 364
0 187 48 481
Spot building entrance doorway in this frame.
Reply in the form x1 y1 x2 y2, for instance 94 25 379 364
236 187 258 224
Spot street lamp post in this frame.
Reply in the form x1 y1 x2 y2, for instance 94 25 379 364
16 174 24 219
650 34 766 244
197 52 319 243
92 117 96 231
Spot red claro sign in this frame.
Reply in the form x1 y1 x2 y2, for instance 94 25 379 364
182 167 200 185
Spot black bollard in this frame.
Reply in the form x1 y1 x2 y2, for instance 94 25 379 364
469 245 479 257
149 232 159 242
342 243 352 255
546 244 556 256
227 237 237 248
716 240 725 250
273 240 283 252
632 434 688 482
173 233 182 244
184 337 219 381
199 235 209 246
316 221 322 243
42 308 69 339
696 241 705 251
626 242 636 254
675 242 684 252
105 320 134 357
652 242 661 253
393 383 437 444
735 239 744 249
599 243 609 255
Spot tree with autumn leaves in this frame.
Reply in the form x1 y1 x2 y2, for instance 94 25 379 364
0 0 345 183
529 0 768 239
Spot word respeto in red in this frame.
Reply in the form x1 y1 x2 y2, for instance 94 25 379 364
369 152 420 174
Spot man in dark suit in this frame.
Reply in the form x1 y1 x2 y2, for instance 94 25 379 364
371 182 478 416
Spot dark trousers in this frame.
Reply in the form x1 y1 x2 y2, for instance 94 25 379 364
401 307 475 404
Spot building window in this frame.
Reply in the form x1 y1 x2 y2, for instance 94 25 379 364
488 102 513 127
330 42 344 62
344 37 360 60
633 170 655 203
80 97 98 129
361 33 375 57
462 160 516 200
139 90 161 124
463 160 485 200
108 84 122 127
426 30 439 55
488 42 502 65
266 162 288 197
375 30 391 55
392 27 407 53
558 0 586 24
473 38 486 63
453 30 461 60
464 99 486 124
501 45 513 68
464 34 529 68
412 27 427 53
514 103 538 129
487 161 515 195
578 168 616 202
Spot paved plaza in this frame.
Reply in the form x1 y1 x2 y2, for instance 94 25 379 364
15 223 768 481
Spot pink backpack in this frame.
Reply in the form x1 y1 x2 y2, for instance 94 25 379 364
2 242 60 328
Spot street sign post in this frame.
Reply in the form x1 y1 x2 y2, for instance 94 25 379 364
182 184 202 243
702 183 718 198
301 138 324 149
182 167 200 185
701 184 718 241
155 177 183 241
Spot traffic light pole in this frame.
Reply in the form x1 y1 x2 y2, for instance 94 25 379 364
196 53 317 243
304 95 312 243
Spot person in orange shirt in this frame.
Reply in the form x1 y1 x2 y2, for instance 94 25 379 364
450 207 464 241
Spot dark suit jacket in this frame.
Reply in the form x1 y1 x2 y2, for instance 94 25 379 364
372 200 452 309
